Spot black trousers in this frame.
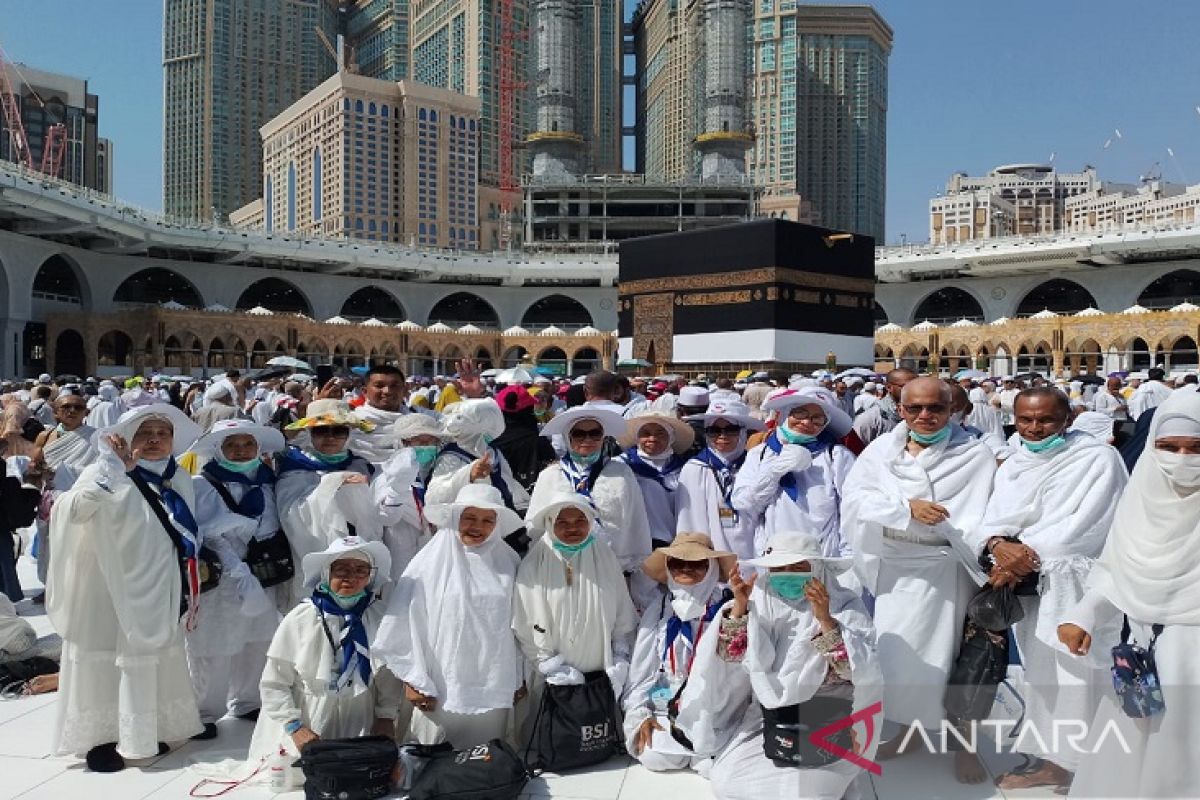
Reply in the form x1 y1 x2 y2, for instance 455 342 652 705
0 531 22 603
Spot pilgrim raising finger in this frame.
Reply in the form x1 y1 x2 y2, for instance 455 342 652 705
804 579 836 630
470 450 492 482
729 567 757 619
106 434 140 471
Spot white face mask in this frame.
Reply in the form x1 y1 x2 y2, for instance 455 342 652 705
1156 451 1200 488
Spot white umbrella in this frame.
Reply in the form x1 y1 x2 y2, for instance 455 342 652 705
480 368 501 378
835 367 877 379
496 367 533 384
266 356 313 372
954 368 988 380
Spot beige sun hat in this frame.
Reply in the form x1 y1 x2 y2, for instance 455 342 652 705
642 533 737 584
618 410 696 454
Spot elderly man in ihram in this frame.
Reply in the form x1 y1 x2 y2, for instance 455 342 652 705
967 387 1126 793
47 405 205 773
841 376 996 783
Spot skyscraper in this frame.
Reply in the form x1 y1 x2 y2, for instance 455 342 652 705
345 0 410 80
163 0 340 222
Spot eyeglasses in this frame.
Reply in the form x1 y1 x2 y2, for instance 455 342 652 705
311 426 351 438
329 564 373 579
59 405 86 412
666 557 709 573
705 424 743 436
569 427 605 442
788 413 827 424
901 403 949 415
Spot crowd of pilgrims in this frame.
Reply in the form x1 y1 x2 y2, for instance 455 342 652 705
0 361 1197 798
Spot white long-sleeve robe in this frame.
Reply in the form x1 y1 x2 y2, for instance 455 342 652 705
970 432 1125 769
676 455 756 562
841 424 995 727
619 452 685 546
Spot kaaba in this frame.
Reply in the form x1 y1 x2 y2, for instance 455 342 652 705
617 219 876 374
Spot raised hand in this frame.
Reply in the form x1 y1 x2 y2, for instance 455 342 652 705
470 450 492 482
106 434 140 472
729 566 757 619
456 357 485 398
805 578 836 632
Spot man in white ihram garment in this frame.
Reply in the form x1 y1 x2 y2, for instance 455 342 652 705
48 405 204 772
1127 366 1173 421
968 387 1126 792
840 376 996 783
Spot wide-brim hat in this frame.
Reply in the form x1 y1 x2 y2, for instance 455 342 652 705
762 388 853 438
618 411 695 454
423 483 525 536
743 531 852 573
685 398 765 432
540 406 625 439
532 492 598 533
301 536 392 590
643 533 736 584
191 418 285 456
391 412 447 443
285 398 374 432
100 404 202 457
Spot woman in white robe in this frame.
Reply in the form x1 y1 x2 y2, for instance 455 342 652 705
423 398 529 513
674 531 881 800
513 493 638 721
1058 388 1200 799
48 405 204 771
731 388 856 559
186 419 286 738
374 413 448 575
617 412 694 548
676 400 765 562
275 400 383 605
623 534 735 773
247 536 402 763
526 408 654 609
376 483 524 747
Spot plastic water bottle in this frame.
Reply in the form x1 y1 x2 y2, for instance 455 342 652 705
268 746 297 791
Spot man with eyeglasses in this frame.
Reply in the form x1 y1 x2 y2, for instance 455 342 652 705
842 376 997 784
851 368 917 446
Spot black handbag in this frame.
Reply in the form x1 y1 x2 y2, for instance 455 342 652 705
944 621 1009 725
1110 615 1166 719
408 739 530 800
760 692 853 768
295 735 398 800
205 477 295 588
526 670 622 772
966 584 1025 631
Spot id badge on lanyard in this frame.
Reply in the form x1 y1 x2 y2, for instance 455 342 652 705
718 504 739 529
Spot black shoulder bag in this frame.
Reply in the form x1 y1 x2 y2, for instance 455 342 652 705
1110 615 1166 719
408 739 530 800
525 670 623 772
204 477 295 588
129 471 221 617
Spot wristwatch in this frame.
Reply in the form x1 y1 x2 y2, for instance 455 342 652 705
284 719 304 735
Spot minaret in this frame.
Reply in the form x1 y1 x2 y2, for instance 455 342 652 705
528 0 584 179
695 0 753 180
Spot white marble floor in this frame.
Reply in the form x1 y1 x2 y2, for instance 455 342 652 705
0 553 1061 800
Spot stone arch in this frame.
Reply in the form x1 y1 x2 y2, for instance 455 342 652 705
427 291 500 327
572 346 601 374
1016 341 1053 374
1126 336 1153 371
501 346 528 367
1065 337 1102 375
474 346 493 369
113 267 204 307
207 336 226 368
54 329 86 376
519 294 594 328
33 253 91 310
897 344 929 372
1016 278 1097 316
97 329 134 367
340 286 406 322
1164 335 1198 370
1135 268 1200 309
911 286 985 325
536 346 568 375
410 344 434 377
440 343 465 360
236 277 313 316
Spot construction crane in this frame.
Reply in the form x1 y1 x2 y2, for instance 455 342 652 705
496 0 527 249
0 44 67 178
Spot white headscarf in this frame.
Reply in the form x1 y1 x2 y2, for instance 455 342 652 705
667 560 720 622
1089 388 1200 624
441 398 505 457
376 508 521 714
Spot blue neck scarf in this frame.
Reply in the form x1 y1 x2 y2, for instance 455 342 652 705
693 447 745 508
202 459 274 518
130 458 198 546
623 447 688 491
764 430 830 501
437 443 516 510
278 446 371 477
559 452 607 503
663 598 726 664
310 587 374 691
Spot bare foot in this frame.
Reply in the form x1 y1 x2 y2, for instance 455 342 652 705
996 759 1072 791
955 750 987 784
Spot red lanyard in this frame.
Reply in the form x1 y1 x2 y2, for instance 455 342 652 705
667 618 705 676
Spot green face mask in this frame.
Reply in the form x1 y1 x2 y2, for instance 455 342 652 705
1021 433 1067 454
319 581 367 609
909 425 952 446
778 424 818 445
572 450 602 466
412 445 439 466
217 455 260 474
768 572 812 600
483 435 496 446
314 450 350 465
552 535 595 556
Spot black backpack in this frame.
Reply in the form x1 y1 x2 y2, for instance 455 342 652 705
526 670 623 772
295 735 398 800
408 739 530 800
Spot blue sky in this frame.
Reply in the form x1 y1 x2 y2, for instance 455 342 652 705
4 0 1200 243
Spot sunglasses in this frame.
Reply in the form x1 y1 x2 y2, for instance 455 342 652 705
59 405 86 412
788 413 827 424
666 557 709 572
901 403 949 415
329 564 373 579
569 427 605 442
705 424 743 436
311 426 351 438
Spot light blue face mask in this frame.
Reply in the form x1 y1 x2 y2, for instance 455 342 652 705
412 445 439 467
319 581 367 609
552 534 595 556
778 424 818 445
1021 433 1067 454
136 457 171 472
314 450 350 465
768 572 812 600
217 456 261 474
909 425 952 446
483 435 496 446
571 450 602 466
